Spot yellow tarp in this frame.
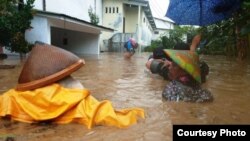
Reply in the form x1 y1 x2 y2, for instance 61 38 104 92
0 84 145 129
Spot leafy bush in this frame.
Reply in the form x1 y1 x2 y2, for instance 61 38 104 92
88 6 99 25
0 0 35 54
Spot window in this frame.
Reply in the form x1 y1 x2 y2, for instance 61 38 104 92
117 7 119 13
143 17 145 23
154 31 159 34
113 7 115 13
109 7 111 13
105 7 108 13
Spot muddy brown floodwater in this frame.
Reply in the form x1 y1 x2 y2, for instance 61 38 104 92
0 52 250 141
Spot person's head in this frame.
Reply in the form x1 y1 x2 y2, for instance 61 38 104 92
165 60 188 80
133 43 138 49
129 38 138 48
152 47 168 60
173 42 190 50
163 49 201 83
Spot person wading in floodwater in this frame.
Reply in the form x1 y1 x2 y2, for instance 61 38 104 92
124 38 138 59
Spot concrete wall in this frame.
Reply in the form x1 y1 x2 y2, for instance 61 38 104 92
140 10 154 46
152 29 170 41
153 18 174 41
25 16 51 44
124 6 138 33
102 0 155 50
101 0 124 51
25 16 100 55
102 0 123 32
51 27 99 54
32 0 103 25
24 0 104 55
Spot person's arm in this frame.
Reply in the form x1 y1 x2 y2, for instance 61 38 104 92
190 34 201 52
145 58 154 70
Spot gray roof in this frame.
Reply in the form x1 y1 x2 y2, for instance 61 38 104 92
36 10 114 32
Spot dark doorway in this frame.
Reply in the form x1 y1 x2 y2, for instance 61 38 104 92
123 17 125 33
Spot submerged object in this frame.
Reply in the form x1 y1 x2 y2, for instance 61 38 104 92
16 43 85 91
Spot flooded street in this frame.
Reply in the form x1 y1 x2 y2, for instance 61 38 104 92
1 52 250 141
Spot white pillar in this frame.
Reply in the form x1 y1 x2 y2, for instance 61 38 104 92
137 5 141 54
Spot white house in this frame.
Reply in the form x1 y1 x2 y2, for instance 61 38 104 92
21 0 156 55
152 17 174 41
101 0 156 52
24 0 113 55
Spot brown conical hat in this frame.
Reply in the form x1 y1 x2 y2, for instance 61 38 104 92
16 43 85 91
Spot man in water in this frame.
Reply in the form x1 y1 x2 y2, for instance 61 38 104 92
145 35 212 102
124 38 138 58
145 34 209 83
161 49 213 102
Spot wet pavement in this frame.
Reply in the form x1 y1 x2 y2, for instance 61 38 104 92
0 52 250 141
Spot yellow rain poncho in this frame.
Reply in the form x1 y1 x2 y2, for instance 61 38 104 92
0 83 145 129
0 44 144 128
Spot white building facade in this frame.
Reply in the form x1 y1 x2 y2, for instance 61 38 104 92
22 0 157 54
153 17 174 41
101 0 156 52
25 0 113 55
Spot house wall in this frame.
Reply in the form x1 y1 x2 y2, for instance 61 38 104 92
24 0 103 55
51 27 99 54
101 0 124 51
33 0 43 10
152 29 170 41
26 15 100 54
25 16 51 44
124 6 138 33
102 0 155 51
152 18 174 41
32 0 103 25
25 0 155 53
102 0 123 32
140 10 154 46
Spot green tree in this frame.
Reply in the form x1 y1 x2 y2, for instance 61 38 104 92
161 25 198 49
198 0 250 59
145 25 198 52
88 6 99 25
0 0 35 54
198 16 240 56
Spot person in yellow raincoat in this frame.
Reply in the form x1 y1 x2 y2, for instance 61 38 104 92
0 43 144 129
